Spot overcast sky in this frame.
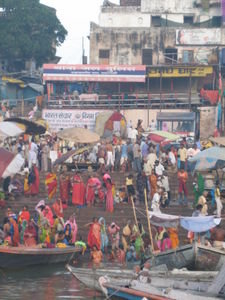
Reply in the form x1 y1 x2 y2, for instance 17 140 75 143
40 0 119 64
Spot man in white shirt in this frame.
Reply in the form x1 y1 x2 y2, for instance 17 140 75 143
131 127 138 143
155 160 165 177
168 150 176 165
28 138 38 169
151 189 161 213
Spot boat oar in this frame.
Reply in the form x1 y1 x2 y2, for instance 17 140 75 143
144 188 155 252
130 195 138 228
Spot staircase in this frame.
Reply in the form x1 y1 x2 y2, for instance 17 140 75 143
0 169 196 245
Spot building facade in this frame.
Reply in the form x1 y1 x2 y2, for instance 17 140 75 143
89 0 225 101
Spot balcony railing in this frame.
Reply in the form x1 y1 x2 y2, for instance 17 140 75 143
46 92 202 110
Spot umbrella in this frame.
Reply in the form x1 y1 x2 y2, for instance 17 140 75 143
57 127 100 144
189 146 225 171
0 148 25 178
5 117 46 135
148 131 179 144
0 122 25 138
54 147 89 165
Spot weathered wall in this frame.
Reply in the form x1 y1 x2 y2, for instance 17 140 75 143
120 0 141 6
90 25 177 65
141 0 220 15
90 23 225 65
199 106 216 139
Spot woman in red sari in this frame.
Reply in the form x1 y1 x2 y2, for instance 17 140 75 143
106 178 114 213
24 221 37 247
28 164 40 195
87 217 101 250
72 173 85 206
59 173 70 208
52 198 64 218
86 175 96 206
45 172 57 200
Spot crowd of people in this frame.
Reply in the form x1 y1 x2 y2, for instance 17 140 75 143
0 118 224 261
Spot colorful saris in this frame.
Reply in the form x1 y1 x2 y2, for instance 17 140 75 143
43 206 54 227
45 173 57 200
168 228 179 249
99 217 109 252
29 166 40 195
122 224 132 252
9 219 20 246
149 174 157 199
24 174 30 194
85 177 96 205
59 174 70 208
24 222 37 247
52 199 64 218
72 174 86 206
108 222 120 250
106 181 114 213
87 221 101 250
65 215 78 243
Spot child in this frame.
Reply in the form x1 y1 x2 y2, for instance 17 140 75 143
91 246 103 264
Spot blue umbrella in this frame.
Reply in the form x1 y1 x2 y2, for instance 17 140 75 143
189 147 225 171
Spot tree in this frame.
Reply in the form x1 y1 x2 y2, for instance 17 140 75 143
0 0 67 71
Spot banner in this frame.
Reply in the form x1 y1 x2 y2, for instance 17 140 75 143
42 109 108 132
43 64 146 83
222 0 225 25
176 29 221 45
148 66 213 78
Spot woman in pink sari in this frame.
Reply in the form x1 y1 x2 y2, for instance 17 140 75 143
64 214 78 243
106 178 114 213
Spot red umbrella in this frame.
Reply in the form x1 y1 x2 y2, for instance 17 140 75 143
0 148 24 178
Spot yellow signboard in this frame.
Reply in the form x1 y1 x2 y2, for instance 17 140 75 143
148 66 213 78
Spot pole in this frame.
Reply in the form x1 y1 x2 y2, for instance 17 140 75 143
147 76 150 126
144 188 154 252
130 196 138 229
160 69 162 111
118 82 121 112
189 70 192 111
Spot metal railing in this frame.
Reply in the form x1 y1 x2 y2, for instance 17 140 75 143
46 92 202 110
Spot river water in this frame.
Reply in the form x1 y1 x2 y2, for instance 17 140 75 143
0 265 104 300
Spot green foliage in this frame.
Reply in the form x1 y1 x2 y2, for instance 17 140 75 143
0 0 67 69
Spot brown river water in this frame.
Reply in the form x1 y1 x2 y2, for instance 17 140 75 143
0 264 104 300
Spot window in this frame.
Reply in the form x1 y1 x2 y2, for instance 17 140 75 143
99 49 110 59
99 49 110 64
212 16 221 27
184 16 193 25
142 49 152 65
151 16 161 27
165 48 177 64
182 50 194 63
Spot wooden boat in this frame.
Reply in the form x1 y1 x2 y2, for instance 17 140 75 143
67 263 217 292
146 244 195 270
100 263 225 300
101 282 219 300
195 244 225 271
0 245 81 269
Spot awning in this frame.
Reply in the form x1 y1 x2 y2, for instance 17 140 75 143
157 112 195 122
149 211 221 232
43 64 146 83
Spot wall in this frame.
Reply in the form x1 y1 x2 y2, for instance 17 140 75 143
141 0 220 15
199 106 216 139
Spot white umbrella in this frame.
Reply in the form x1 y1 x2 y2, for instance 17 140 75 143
0 122 24 138
0 148 24 178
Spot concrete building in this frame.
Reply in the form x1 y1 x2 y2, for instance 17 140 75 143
89 0 224 106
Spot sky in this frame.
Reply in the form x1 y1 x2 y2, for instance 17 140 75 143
40 0 119 64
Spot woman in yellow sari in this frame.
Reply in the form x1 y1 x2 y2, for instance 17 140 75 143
45 172 57 200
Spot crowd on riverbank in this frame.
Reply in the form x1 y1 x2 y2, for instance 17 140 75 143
0 119 224 261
